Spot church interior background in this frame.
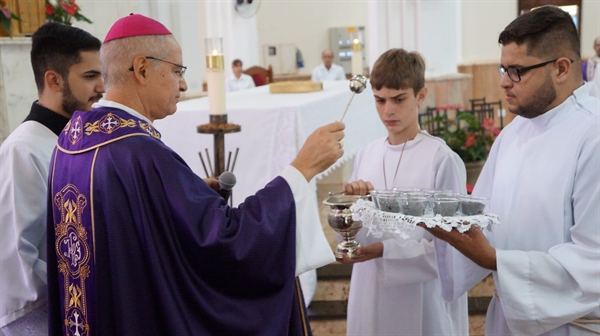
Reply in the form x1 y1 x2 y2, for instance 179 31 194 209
1 0 598 334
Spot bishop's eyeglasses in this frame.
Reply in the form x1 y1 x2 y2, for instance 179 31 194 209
498 59 573 83
129 56 187 78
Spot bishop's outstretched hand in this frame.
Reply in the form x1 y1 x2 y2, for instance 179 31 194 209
292 121 345 182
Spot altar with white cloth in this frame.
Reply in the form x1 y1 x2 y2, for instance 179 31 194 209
154 80 386 205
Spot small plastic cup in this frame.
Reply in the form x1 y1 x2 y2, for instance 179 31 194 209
432 197 460 217
370 190 396 211
421 188 452 195
392 187 421 194
433 192 461 199
403 191 433 198
401 196 430 216
376 193 404 213
460 196 489 216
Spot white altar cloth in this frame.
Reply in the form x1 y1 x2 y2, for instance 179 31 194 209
155 80 386 205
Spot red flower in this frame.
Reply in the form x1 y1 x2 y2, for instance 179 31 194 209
481 118 495 131
465 133 476 148
60 2 76 16
45 3 54 15
1 7 10 19
70 0 80 11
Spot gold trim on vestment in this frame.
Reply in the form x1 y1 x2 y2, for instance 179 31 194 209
90 148 99 265
84 113 137 136
57 133 151 154
54 183 91 335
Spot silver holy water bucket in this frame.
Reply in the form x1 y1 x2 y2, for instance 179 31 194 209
323 193 366 259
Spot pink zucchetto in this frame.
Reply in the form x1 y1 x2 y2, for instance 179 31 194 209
104 13 171 43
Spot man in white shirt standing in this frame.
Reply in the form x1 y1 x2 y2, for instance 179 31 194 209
0 23 104 335
311 49 346 82
226 59 256 92
426 5 599 335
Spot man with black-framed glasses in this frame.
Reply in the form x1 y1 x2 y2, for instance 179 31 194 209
425 5 599 336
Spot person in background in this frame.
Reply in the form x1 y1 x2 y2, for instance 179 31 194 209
340 48 468 336
226 59 256 92
0 23 103 335
582 36 600 81
311 49 346 82
590 63 600 98
46 14 343 335
427 6 599 335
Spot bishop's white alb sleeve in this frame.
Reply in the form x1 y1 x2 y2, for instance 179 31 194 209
280 165 335 276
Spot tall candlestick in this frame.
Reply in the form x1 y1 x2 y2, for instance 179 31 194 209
205 38 226 115
351 38 363 76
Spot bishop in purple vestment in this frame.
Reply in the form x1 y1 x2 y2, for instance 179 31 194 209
46 14 344 336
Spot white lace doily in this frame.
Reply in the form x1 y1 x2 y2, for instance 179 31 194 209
350 199 500 239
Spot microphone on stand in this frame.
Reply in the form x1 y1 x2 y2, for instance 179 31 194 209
218 171 236 203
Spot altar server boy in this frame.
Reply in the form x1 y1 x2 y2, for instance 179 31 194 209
341 48 469 336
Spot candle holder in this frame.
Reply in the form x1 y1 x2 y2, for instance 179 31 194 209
198 37 241 178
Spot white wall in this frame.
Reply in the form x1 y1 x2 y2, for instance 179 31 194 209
461 0 600 64
75 1 262 95
366 0 461 78
0 39 38 140
580 0 600 59
461 1 513 63
256 0 368 75
72 1 206 97
203 1 260 80
417 1 461 76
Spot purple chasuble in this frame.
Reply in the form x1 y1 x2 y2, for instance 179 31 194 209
47 107 311 335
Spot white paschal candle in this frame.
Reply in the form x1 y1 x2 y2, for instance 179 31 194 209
351 39 362 76
206 49 226 115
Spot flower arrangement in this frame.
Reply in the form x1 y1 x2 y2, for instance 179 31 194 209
426 106 500 163
0 0 21 37
46 0 92 25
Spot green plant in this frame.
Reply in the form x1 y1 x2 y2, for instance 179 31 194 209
425 107 500 163
46 0 92 25
0 0 22 37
